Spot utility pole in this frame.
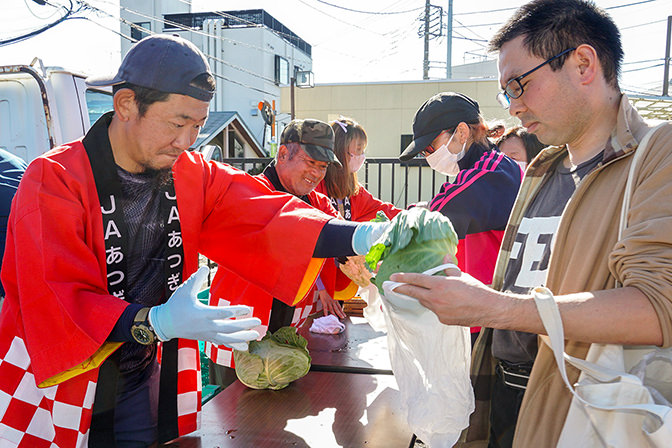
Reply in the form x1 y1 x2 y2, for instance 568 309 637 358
290 77 296 119
423 0 430 80
664 16 671 97
446 0 453 79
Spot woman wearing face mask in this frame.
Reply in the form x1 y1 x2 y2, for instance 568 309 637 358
400 92 522 345
316 117 401 222
315 117 402 303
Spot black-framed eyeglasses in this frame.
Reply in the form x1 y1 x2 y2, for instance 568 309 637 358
496 48 576 109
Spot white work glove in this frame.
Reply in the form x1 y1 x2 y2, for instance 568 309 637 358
352 221 390 255
148 266 261 351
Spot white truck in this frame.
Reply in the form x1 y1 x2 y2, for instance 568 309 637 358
0 58 113 162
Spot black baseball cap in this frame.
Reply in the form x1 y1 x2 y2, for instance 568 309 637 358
400 92 481 161
281 119 341 167
86 34 215 102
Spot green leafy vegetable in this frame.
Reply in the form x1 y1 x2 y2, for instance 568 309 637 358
365 207 459 293
233 326 311 390
371 210 391 223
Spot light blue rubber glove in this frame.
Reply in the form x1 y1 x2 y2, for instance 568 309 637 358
352 221 390 255
148 266 261 351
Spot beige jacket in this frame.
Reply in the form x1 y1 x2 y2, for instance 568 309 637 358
488 96 672 446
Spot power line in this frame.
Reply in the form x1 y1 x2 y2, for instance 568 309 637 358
604 0 656 10
448 0 659 31
453 17 488 42
623 63 664 73
0 0 81 46
621 19 668 30
454 6 517 16
623 58 665 65
311 0 422 15
80 15 134 42
23 0 63 20
295 0 386 35
453 22 503 29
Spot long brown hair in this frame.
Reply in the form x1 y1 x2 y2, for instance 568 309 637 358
323 117 368 199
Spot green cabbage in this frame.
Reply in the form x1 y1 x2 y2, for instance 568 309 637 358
233 326 311 390
365 207 459 294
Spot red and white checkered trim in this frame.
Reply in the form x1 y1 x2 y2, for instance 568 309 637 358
206 297 314 368
0 337 202 447
175 340 201 435
0 336 95 447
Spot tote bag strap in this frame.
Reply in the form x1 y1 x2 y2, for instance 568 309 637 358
534 287 671 426
617 123 667 287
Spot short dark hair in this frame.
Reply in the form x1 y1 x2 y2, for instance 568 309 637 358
113 83 170 117
113 73 216 117
489 0 623 89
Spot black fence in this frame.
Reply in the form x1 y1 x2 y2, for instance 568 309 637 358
362 158 446 209
219 157 445 209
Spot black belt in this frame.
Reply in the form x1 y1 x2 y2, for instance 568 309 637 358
496 360 532 390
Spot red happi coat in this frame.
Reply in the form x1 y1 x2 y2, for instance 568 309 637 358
0 145 330 447
207 172 338 368
314 181 402 301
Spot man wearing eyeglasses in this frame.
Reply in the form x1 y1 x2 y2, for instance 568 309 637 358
390 1 672 447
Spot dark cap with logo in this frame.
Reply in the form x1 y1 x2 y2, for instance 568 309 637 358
281 119 341 167
86 34 215 102
399 92 481 161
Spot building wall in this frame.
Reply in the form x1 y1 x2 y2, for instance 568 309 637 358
280 78 515 158
120 0 188 55
451 59 498 80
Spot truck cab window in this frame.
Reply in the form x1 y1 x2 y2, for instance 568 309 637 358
85 90 113 126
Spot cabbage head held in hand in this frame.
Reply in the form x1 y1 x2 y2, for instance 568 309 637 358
233 326 311 390
365 207 458 294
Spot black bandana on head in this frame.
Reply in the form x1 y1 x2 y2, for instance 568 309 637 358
83 111 184 445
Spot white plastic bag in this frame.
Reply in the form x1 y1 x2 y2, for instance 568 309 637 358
361 264 474 447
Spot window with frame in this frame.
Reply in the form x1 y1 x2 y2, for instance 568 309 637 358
274 55 289 85
85 89 113 126
131 22 151 42
228 133 245 158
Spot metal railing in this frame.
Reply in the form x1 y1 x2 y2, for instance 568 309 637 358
363 158 446 209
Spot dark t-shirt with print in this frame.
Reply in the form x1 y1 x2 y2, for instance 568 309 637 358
492 150 603 364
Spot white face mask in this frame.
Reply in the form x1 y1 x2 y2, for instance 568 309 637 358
516 160 527 172
425 132 466 176
349 153 366 173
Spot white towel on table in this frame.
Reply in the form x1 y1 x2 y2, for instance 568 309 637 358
309 315 345 334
